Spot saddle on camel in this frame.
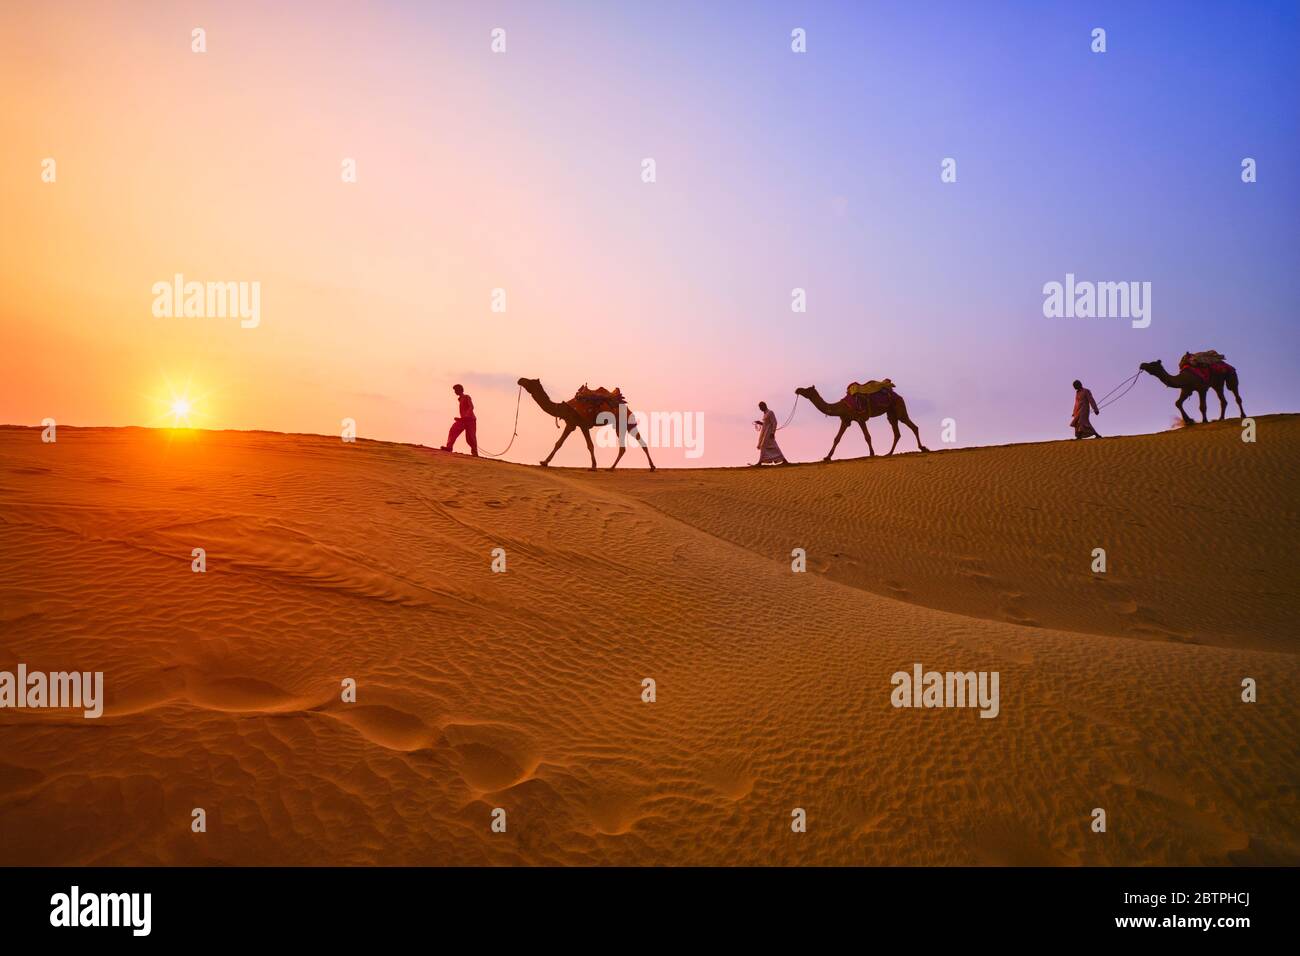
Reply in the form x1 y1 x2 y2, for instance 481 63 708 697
1179 350 1233 385
1139 350 1245 424
844 378 897 415
566 384 635 428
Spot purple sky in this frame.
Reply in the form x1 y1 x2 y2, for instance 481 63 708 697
3 0 1297 466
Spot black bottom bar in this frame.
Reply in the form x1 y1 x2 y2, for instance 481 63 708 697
0 866 1282 942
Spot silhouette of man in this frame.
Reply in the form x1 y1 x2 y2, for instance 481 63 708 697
753 401 788 465
1070 379 1101 439
441 384 478 455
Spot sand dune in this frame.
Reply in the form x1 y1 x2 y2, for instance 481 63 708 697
0 419 1296 865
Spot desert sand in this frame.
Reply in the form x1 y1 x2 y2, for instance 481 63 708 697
0 417 1296 865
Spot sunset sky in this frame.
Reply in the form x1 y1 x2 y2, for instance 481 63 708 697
3 0 1297 466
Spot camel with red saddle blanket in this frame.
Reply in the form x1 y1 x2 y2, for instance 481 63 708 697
518 377 656 471
1139 351 1245 424
795 379 929 461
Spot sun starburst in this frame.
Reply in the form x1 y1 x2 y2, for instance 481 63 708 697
143 373 216 431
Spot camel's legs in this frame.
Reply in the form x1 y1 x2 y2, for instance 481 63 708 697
825 419 851 461
884 413 901 455
857 419 876 456
608 422 656 471
1175 388 1194 424
541 423 575 466
1197 389 1208 423
610 431 627 470
632 426 656 471
889 400 930 452
903 416 927 450
581 427 597 470
1212 383 1228 420
893 398 929 451
1228 372 1246 417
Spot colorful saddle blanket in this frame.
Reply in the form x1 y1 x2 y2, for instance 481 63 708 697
566 385 629 425
1178 352 1233 384
1181 350 1226 367
844 379 895 413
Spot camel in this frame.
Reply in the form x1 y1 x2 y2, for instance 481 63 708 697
1138 359 1244 425
518 378 656 471
794 384 929 461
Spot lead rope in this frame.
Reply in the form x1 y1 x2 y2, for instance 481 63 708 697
478 385 523 458
1096 371 1142 410
775 394 801 430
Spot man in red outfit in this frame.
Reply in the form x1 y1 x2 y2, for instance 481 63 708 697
440 384 478 455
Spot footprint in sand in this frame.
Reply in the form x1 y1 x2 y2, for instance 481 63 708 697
587 793 648 835
440 722 539 792
186 676 307 713
955 557 994 586
0 762 45 797
702 764 756 801
998 592 1041 628
1093 578 1142 616
326 704 434 752
102 668 190 717
1107 759 1250 859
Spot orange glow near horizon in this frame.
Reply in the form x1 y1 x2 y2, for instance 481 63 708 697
141 372 214 431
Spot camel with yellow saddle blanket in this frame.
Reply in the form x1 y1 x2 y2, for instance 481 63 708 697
794 378 929 461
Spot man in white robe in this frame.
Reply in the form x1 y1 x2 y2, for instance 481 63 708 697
1070 379 1101 438
753 401 789 465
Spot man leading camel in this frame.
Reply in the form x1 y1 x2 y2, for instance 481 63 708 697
440 384 478 456
1070 380 1101 439
753 401 789 465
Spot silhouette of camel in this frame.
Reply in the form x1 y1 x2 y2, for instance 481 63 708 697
518 378 656 471
1139 359 1244 425
795 384 929 461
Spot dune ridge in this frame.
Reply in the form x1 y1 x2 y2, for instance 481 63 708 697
0 419 1296 865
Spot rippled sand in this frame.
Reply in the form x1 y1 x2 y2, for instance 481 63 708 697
0 418 1296 864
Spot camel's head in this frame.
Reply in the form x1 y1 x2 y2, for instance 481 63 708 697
794 386 816 399
517 377 540 390
1138 360 1164 376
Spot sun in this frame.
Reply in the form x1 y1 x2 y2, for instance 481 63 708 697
145 374 213 430
166 395 194 427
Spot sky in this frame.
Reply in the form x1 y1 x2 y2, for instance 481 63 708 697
2 0 1298 467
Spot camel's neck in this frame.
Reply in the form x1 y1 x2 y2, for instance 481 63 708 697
806 389 846 416
525 385 567 418
1151 366 1186 388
